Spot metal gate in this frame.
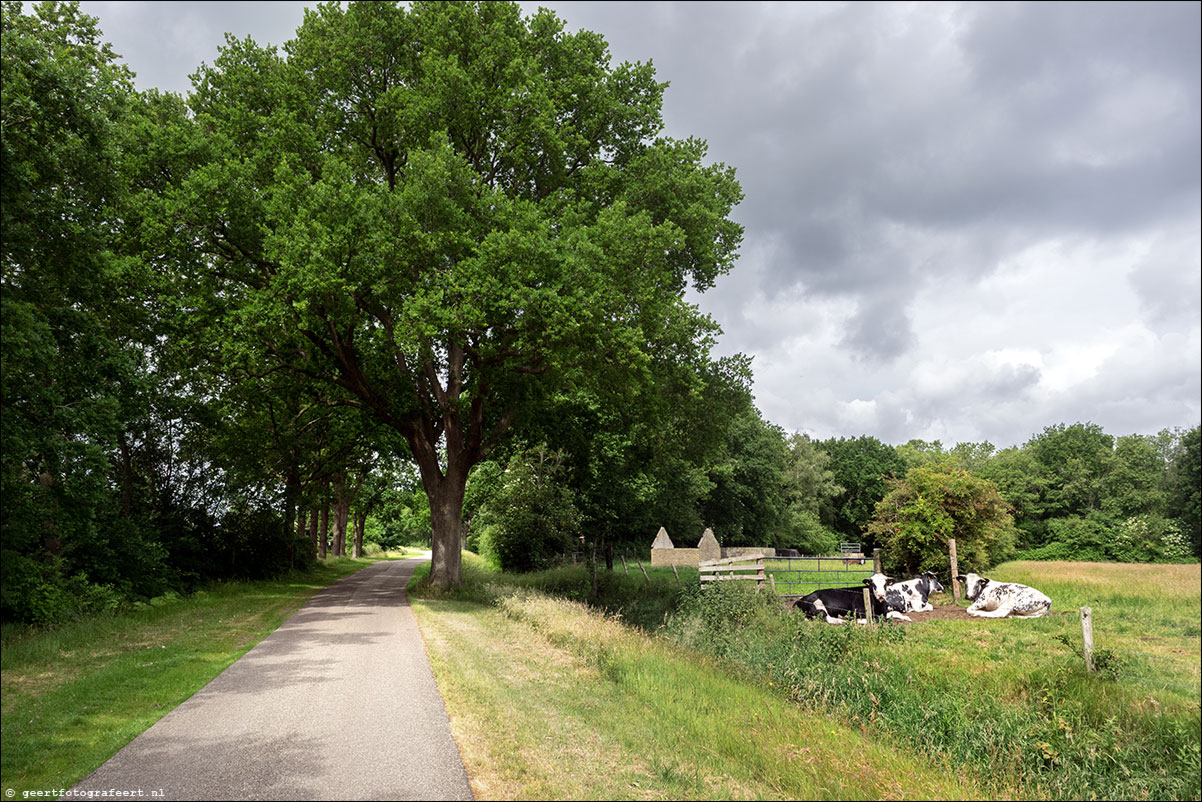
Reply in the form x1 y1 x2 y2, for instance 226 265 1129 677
766 549 877 600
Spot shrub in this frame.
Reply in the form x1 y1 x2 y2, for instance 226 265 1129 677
0 553 124 626
1016 514 1196 563
1114 515 1193 563
483 446 581 573
868 464 1017 574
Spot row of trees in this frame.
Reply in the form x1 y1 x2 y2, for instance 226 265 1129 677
3 3 1197 625
373 417 1200 577
2 0 748 623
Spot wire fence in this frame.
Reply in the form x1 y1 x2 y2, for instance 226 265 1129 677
1077 606 1200 698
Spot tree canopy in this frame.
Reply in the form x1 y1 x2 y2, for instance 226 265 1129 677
147 1 743 587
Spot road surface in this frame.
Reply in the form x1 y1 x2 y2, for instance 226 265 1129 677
66 558 473 801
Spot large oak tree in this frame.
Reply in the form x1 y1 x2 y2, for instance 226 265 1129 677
153 1 743 587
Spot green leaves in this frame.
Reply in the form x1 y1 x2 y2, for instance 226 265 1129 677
151 0 745 587
868 464 1018 575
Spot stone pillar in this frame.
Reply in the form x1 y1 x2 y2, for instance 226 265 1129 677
698 528 721 563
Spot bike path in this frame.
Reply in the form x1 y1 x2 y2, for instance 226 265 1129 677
66 558 473 801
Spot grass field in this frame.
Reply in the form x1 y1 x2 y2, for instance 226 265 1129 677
410 561 985 800
2 551 1196 800
412 556 1201 800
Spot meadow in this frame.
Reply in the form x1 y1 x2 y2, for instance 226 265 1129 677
411 557 1201 800
2 552 1196 800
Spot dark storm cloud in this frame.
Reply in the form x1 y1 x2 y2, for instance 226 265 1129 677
548 2 1200 361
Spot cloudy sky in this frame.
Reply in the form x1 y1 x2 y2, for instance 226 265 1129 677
78 0 1201 449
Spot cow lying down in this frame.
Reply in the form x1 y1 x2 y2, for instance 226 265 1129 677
958 572 1051 618
885 571 945 615
798 573 913 625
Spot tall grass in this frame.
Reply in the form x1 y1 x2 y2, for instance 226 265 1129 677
661 563 1201 800
415 556 1200 799
415 556 698 631
410 558 985 800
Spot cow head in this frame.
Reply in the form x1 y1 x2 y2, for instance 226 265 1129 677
922 571 945 595
863 572 893 602
957 573 988 601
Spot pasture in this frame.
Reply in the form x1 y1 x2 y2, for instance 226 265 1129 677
413 557 1200 800
665 559 1201 800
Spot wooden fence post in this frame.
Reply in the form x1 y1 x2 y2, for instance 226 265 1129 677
948 538 961 604
1080 606 1095 673
621 555 629 576
671 564 680 585
637 559 650 583
872 548 882 574
862 587 874 627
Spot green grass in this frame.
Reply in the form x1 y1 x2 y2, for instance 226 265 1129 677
5 550 1195 800
664 560 1201 800
0 552 414 793
413 556 1201 800
410 557 984 800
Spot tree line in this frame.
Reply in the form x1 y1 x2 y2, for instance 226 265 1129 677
3 2 1198 626
381 418 1199 578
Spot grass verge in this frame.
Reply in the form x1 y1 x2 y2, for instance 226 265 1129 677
0 552 415 793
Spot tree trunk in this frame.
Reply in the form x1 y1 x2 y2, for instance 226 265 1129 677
332 474 349 557
425 474 466 590
395 350 514 588
285 470 301 543
308 508 319 556
353 510 366 558
319 499 329 559
117 430 135 516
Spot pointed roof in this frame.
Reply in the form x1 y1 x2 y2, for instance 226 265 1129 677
651 526 674 549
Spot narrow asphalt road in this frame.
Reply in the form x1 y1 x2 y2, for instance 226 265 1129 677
66 558 473 801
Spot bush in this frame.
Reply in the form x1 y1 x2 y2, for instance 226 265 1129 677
1015 514 1196 563
0 553 123 626
483 447 581 573
868 464 1017 574
777 508 838 555
1115 515 1193 563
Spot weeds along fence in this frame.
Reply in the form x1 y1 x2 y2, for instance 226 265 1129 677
1077 606 1201 696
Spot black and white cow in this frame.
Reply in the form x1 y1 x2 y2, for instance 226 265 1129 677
884 572 945 615
958 572 1051 618
797 573 911 624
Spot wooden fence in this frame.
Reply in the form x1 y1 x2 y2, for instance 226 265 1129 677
699 555 766 586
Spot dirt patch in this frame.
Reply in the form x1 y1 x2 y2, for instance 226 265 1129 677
901 605 974 623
